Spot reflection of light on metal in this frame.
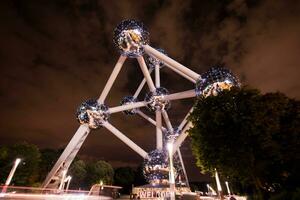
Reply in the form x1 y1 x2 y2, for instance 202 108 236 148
225 181 231 195
5 158 21 186
167 142 175 200
120 96 138 115
113 20 149 57
146 48 166 69
196 67 240 97
145 87 171 111
76 99 109 129
143 149 169 184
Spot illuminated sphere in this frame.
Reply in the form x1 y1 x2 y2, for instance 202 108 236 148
145 87 171 112
195 67 240 97
76 99 109 129
146 48 166 69
113 19 149 58
120 96 138 115
164 127 181 143
143 149 169 184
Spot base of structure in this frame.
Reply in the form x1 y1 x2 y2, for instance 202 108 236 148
132 184 191 199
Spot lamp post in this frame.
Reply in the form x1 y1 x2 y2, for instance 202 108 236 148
2 158 21 193
215 169 223 199
58 169 67 191
5 158 21 186
65 176 72 192
167 142 175 200
225 181 231 195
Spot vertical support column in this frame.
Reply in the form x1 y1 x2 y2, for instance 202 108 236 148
156 111 163 150
155 64 160 87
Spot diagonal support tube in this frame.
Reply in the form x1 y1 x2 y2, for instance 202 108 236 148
137 110 167 132
137 56 156 91
133 68 153 98
144 45 200 81
162 110 173 132
164 90 196 101
102 122 148 158
178 107 194 130
177 149 190 187
173 122 193 155
164 62 196 83
109 101 147 114
42 125 90 188
98 56 127 103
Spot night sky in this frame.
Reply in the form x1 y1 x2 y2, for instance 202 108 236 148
0 0 299 181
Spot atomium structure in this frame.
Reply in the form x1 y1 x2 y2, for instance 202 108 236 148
42 19 240 189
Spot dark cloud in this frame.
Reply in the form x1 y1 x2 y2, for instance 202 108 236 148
0 0 299 182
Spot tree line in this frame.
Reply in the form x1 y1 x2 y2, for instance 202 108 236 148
189 87 299 200
0 143 145 193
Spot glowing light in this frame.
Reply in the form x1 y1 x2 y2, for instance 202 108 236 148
225 181 231 195
215 169 222 192
4 158 21 186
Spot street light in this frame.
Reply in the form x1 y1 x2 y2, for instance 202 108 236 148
2 158 21 193
225 181 231 195
167 142 175 200
215 169 223 199
58 169 67 191
65 176 72 192
5 158 21 186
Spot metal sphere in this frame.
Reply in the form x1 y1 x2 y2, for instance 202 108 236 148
76 99 109 129
195 67 240 97
145 87 171 112
113 19 149 58
146 48 166 69
143 149 169 184
164 127 181 143
120 96 138 115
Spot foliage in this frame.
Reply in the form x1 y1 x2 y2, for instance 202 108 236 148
114 167 135 194
133 164 147 186
85 160 114 188
69 160 87 189
38 148 63 181
189 87 300 199
0 143 115 190
0 142 41 186
113 165 147 194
